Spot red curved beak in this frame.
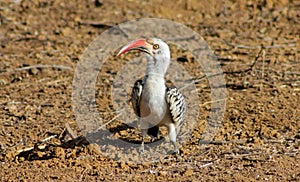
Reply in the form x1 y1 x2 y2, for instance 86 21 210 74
116 39 151 57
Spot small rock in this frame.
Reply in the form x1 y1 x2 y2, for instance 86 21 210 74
0 79 7 85
119 130 128 136
94 0 103 7
119 161 129 170
265 0 274 8
177 56 188 63
61 27 72 36
8 104 17 113
159 171 167 176
259 27 267 34
37 151 44 158
54 147 65 159
29 68 39 75
74 16 81 22
183 169 194 176
19 156 25 162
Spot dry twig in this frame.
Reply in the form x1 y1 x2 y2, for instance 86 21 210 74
78 20 113 28
97 112 123 130
260 50 266 94
223 48 263 75
65 123 78 139
223 39 296 49
199 162 214 168
14 64 73 71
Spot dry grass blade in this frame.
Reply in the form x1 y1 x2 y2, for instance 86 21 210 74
199 162 214 168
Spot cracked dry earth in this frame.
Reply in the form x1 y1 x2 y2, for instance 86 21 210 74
0 0 300 181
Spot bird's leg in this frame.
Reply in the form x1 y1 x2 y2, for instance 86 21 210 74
168 123 179 154
139 128 147 153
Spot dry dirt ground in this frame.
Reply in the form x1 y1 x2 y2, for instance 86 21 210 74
1 0 300 181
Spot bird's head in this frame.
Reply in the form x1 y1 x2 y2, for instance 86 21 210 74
116 38 170 58
117 38 171 76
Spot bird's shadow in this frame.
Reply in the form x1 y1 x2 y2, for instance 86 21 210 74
14 123 165 162
85 122 165 150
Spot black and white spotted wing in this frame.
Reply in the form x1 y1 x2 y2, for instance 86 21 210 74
165 86 186 127
131 79 144 117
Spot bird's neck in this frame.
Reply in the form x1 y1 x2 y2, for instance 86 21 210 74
145 55 170 79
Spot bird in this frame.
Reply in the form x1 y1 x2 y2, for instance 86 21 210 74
116 38 186 153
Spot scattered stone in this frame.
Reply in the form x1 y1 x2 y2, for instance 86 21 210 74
94 0 103 7
54 147 65 159
29 67 39 75
183 169 194 176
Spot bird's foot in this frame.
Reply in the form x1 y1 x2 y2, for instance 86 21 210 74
150 137 158 143
167 148 180 155
139 144 145 153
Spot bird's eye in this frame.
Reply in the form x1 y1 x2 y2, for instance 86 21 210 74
153 44 159 49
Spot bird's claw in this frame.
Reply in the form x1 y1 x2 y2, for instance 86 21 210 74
167 148 180 155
